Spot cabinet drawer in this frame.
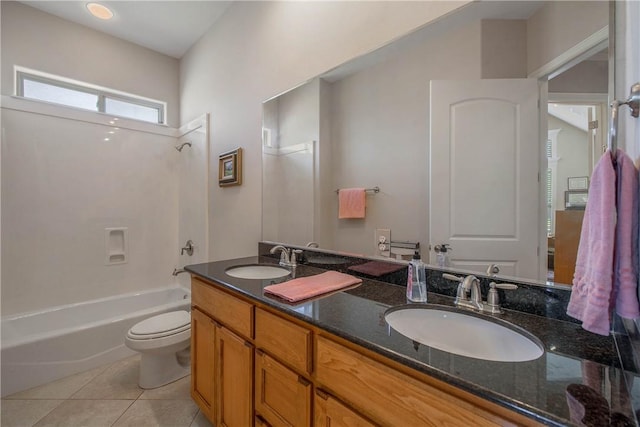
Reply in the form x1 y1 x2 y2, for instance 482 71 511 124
192 278 253 339
315 336 502 427
255 308 312 374
314 390 375 427
255 350 312 427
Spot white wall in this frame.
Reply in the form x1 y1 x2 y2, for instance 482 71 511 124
548 116 590 213
179 0 471 260
326 21 482 256
527 1 608 76
481 19 527 79
549 59 608 94
1 2 180 127
1 99 179 315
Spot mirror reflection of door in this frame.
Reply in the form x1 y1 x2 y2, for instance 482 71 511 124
429 79 540 280
546 47 608 283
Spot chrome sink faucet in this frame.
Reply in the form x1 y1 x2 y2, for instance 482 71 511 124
443 273 483 311
443 273 517 314
270 245 302 267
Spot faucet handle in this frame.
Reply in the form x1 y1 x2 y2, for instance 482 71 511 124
486 282 518 314
493 283 517 290
291 249 303 266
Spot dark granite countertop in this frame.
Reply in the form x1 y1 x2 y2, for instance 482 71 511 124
186 254 640 427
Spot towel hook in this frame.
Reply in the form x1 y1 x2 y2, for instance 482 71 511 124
609 82 640 158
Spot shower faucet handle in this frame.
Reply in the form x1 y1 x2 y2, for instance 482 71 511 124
181 240 194 256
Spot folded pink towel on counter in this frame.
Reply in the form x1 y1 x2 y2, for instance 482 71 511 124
348 261 406 277
264 271 362 302
338 188 366 219
613 150 640 319
567 150 617 335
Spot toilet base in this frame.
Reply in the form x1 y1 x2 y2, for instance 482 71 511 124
138 348 191 389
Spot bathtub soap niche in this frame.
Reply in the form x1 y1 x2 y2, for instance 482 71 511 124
105 227 128 265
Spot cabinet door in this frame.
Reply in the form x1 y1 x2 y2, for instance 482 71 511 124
216 325 254 427
191 308 216 422
255 350 312 427
314 390 375 427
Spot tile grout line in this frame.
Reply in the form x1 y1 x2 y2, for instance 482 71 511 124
29 399 65 427
109 398 138 427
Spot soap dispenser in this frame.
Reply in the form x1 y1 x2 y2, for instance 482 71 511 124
406 248 427 302
434 244 451 268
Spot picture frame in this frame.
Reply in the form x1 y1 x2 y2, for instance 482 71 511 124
567 176 589 191
565 190 588 210
218 148 243 187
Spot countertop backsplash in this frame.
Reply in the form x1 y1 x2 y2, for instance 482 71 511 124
260 241 575 322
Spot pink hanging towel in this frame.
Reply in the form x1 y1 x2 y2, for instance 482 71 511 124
567 150 617 335
338 188 366 219
613 149 640 319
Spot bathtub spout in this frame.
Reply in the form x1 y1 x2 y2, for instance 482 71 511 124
172 268 188 276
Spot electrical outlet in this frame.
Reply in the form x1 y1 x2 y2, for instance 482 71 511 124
375 228 391 257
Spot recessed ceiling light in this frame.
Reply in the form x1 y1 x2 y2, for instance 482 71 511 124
86 3 113 20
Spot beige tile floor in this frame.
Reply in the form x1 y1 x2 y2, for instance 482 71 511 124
1 355 213 427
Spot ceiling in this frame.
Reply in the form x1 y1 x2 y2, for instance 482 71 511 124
19 1 232 58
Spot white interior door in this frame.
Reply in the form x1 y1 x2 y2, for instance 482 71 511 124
430 79 540 280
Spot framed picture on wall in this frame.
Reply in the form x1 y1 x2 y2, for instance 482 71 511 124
218 148 243 187
568 176 589 190
565 190 588 210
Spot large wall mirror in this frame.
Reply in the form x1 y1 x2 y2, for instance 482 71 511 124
262 1 610 287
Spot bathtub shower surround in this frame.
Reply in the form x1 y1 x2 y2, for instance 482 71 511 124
1 99 208 396
1 286 190 397
1 99 180 316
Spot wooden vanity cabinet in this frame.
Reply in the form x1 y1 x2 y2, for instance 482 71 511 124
191 276 542 427
191 278 254 427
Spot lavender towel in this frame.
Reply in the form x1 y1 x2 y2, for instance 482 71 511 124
567 149 640 335
567 150 617 335
613 150 640 319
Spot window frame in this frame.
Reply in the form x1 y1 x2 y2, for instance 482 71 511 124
15 67 166 125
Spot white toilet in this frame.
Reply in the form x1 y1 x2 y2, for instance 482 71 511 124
125 310 191 389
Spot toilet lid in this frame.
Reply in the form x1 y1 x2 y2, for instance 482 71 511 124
129 311 190 338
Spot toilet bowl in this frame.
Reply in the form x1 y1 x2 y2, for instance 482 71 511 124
125 310 191 389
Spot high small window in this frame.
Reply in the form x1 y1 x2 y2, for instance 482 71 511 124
16 68 166 125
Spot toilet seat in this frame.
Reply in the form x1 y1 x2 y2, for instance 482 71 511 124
127 310 191 340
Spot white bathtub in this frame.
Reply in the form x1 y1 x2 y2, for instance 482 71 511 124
1 285 191 397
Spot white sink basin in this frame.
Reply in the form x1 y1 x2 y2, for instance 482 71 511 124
225 264 291 280
384 306 544 362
